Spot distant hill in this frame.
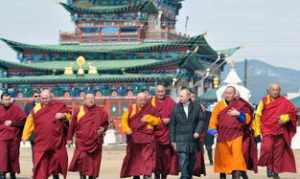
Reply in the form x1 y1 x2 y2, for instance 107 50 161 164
221 59 300 103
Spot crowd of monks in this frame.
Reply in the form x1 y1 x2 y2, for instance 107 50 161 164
0 83 298 179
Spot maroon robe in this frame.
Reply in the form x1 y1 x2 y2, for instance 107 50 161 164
258 96 297 173
0 103 26 173
217 98 258 172
32 100 70 179
120 103 160 178
68 105 109 177
152 96 178 175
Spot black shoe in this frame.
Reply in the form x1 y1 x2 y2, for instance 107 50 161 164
154 173 160 179
133 176 140 179
267 169 274 177
220 173 226 179
273 173 280 179
232 171 241 179
10 173 16 179
241 172 248 179
88 176 96 179
53 174 59 179
0 172 5 179
80 175 87 179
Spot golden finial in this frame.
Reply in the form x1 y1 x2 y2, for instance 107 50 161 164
88 63 98 75
76 56 86 76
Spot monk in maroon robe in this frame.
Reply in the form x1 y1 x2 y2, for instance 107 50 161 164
120 92 161 179
0 92 26 179
151 85 177 179
254 83 297 179
67 93 109 179
22 89 71 179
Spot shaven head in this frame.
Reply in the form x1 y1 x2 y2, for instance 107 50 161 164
40 89 52 105
156 84 166 100
136 92 147 108
84 93 96 107
179 88 191 104
268 83 281 99
1 92 12 107
223 86 236 102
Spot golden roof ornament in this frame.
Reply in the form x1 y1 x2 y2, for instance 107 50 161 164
76 56 86 76
88 63 98 75
64 62 73 75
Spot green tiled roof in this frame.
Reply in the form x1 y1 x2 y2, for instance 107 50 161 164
217 47 241 57
0 58 182 72
0 73 175 84
0 34 217 56
291 96 300 108
60 1 158 14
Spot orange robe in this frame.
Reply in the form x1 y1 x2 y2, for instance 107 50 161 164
120 102 161 178
209 99 253 174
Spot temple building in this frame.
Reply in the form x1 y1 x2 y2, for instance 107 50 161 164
0 0 238 117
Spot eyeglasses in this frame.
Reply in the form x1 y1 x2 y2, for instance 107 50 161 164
33 95 40 98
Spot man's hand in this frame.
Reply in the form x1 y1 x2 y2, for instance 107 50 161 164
97 127 105 136
162 118 170 124
55 113 65 120
227 108 240 117
171 142 176 150
193 132 200 139
4 120 12 126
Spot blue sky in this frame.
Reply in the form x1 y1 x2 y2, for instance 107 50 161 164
0 0 299 70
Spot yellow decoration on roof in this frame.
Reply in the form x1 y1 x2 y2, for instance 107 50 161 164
76 56 86 66
64 66 73 75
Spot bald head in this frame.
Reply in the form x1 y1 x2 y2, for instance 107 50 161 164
136 92 147 108
223 86 237 102
179 88 191 104
84 93 96 107
156 85 166 100
268 83 281 99
40 89 52 105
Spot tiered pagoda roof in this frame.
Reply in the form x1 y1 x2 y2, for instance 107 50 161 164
60 1 159 15
0 34 217 57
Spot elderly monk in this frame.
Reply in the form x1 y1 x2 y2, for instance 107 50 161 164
0 92 26 179
120 92 161 179
151 85 176 179
22 89 71 179
67 93 109 179
208 86 256 179
253 83 297 179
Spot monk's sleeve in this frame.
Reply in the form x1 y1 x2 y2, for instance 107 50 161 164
169 107 177 143
11 109 26 128
207 103 221 135
120 110 132 134
252 100 263 137
143 114 161 126
22 113 35 141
